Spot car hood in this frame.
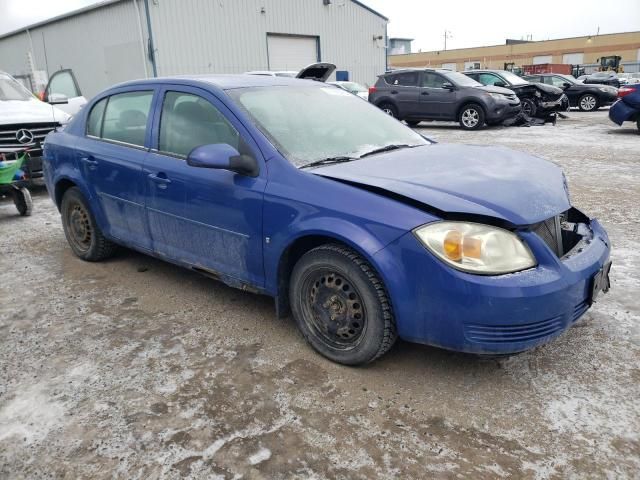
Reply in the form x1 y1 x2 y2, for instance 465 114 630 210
312 144 570 226
475 85 516 95
0 98 70 124
531 82 564 95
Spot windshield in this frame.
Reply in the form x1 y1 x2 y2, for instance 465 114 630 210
443 71 481 87
558 74 577 84
228 86 427 167
275 72 297 77
0 73 33 101
591 72 611 78
499 71 528 85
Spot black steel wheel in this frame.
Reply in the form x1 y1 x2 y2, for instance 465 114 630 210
61 187 117 261
521 98 537 117
12 187 33 216
290 244 396 365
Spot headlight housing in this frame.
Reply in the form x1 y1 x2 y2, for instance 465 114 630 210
487 92 505 101
413 221 536 275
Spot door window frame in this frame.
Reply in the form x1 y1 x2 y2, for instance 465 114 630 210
83 87 158 151
149 84 265 171
45 69 83 101
419 71 449 89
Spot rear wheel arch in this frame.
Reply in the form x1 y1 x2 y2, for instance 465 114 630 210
54 178 78 210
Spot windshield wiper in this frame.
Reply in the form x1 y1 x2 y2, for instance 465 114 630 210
358 144 417 159
299 156 356 169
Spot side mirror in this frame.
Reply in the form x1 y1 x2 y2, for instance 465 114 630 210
48 93 69 105
563 82 572 89
494 81 507 88
442 82 455 90
187 143 259 177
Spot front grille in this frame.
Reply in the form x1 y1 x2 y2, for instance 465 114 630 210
464 315 564 344
0 122 58 155
532 215 563 256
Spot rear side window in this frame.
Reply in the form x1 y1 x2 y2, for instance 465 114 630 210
158 91 239 158
386 72 418 87
101 91 153 147
86 98 107 137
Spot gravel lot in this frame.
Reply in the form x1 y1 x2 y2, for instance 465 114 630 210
1 110 638 479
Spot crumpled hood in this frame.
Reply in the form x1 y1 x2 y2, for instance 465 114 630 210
0 98 70 125
531 82 563 95
312 144 570 226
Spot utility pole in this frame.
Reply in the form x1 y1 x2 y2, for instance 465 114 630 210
444 30 453 51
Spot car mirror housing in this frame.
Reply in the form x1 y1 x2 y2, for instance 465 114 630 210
48 93 69 105
494 81 507 88
563 82 572 89
187 143 259 177
442 82 455 90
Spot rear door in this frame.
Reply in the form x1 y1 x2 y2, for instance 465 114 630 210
144 85 266 286
77 88 155 249
385 72 420 117
44 69 87 116
417 72 457 119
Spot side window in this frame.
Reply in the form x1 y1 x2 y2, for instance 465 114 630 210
551 76 567 87
542 76 555 85
86 98 107 137
394 72 418 86
47 71 80 99
421 72 447 88
478 73 502 86
159 91 240 158
101 91 153 147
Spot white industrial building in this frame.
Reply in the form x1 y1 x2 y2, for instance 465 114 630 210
0 0 388 97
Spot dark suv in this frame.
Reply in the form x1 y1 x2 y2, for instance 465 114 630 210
368 69 521 130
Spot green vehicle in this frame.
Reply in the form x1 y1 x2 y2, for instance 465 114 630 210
0 150 33 216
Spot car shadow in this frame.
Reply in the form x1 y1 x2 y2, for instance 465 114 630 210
607 127 639 136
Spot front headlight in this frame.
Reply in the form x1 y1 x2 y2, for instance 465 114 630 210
487 92 505 101
413 221 536 275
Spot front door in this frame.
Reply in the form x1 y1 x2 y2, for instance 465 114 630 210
77 89 155 249
144 86 266 287
44 69 87 116
417 72 457 119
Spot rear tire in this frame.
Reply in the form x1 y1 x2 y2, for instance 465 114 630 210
13 187 32 216
378 102 398 118
61 187 117 261
578 93 598 112
458 104 485 130
289 244 397 365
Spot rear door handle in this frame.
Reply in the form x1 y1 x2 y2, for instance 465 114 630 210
80 155 98 170
148 173 171 189
391 90 398 95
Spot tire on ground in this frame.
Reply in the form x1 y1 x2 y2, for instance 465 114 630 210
578 93 599 112
458 103 485 130
289 243 397 365
378 102 398 118
61 186 118 261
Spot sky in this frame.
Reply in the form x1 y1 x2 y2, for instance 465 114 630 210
1 0 639 51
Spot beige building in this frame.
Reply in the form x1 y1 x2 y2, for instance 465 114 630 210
389 31 640 72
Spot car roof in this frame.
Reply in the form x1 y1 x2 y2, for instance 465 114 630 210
462 69 507 74
106 74 320 91
384 68 451 74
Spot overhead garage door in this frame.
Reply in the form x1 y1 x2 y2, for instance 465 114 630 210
267 34 319 71
563 53 584 64
533 55 553 65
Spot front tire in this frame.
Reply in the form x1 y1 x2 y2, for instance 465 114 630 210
406 120 421 127
289 244 397 365
578 93 598 112
61 187 117 261
521 98 537 117
459 104 485 130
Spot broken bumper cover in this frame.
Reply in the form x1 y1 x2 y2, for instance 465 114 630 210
374 218 611 354
541 94 568 112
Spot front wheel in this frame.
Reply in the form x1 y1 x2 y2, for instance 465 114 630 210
12 187 33 216
578 94 598 112
521 98 537 117
61 187 117 261
459 104 485 130
289 244 397 365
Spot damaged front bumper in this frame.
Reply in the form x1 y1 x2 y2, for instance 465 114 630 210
374 212 611 355
541 94 569 112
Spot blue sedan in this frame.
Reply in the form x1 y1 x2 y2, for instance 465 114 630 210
42 75 611 365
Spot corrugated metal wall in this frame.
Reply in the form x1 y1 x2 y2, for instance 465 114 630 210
0 1 152 98
0 0 386 95
148 0 387 85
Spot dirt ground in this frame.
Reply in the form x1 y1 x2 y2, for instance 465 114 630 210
1 110 639 479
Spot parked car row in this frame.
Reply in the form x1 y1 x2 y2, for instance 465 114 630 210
523 73 618 111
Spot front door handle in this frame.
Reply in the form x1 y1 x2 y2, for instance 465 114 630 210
148 173 171 189
421 91 430 95
80 156 98 170
390 90 398 95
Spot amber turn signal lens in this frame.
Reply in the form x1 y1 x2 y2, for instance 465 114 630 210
443 230 462 261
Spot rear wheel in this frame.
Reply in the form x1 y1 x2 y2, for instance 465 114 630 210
459 104 485 130
289 244 396 365
61 187 117 261
521 98 537 117
378 102 398 118
578 94 598 111
12 187 32 216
